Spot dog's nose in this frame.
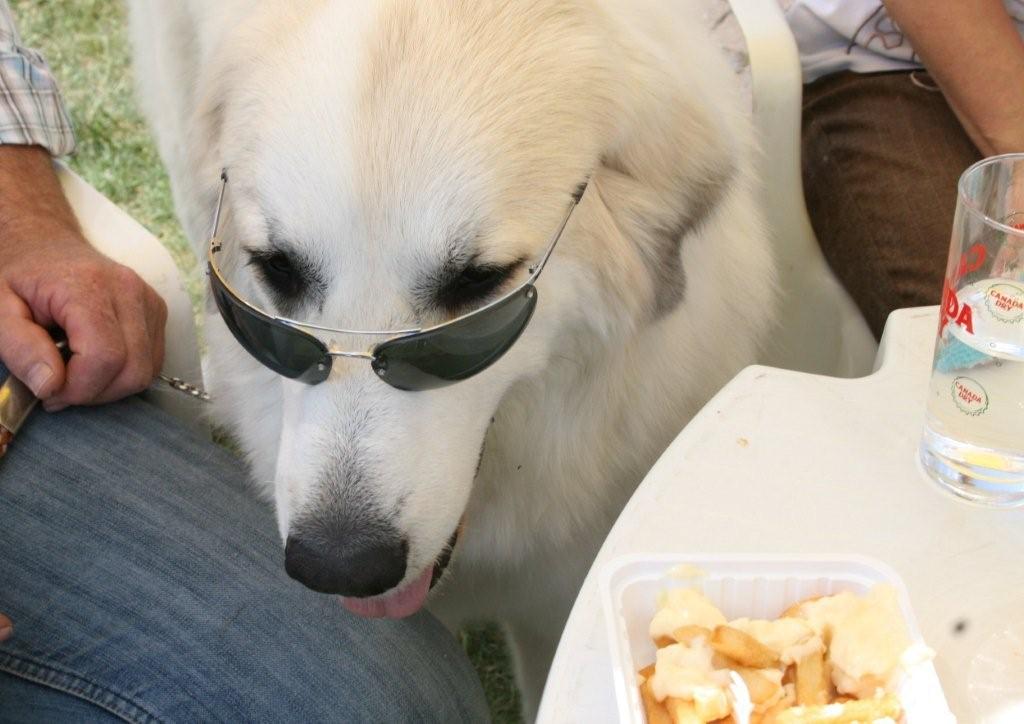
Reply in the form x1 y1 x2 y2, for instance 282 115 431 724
284 528 408 597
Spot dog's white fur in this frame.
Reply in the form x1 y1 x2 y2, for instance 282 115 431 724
130 0 775 716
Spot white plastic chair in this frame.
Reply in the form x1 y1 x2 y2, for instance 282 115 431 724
57 162 206 428
730 0 877 377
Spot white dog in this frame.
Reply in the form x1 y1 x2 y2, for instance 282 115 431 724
130 0 775 717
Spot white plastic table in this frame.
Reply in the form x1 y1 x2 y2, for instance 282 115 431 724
538 307 1024 723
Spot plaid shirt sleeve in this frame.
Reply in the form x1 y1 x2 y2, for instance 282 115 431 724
0 0 75 155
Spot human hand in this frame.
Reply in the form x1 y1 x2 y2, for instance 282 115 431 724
0 243 167 409
0 611 11 642
0 146 167 409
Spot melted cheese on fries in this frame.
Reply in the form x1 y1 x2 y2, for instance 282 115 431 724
796 586 912 697
649 588 727 640
728 616 823 665
649 639 730 706
641 583 927 721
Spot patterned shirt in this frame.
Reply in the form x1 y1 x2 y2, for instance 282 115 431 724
788 0 1024 83
0 0 75 155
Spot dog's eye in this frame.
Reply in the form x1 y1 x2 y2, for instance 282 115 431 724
459 265 506 295
246 247 306 302
437 262 519 310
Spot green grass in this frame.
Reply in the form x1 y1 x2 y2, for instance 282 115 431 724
462 623 523 722
11 0 201 308
12 2 521 720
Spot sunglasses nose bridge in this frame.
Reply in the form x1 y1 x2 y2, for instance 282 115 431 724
318 347 374 379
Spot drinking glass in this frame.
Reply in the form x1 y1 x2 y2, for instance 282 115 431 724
920 153 1024 506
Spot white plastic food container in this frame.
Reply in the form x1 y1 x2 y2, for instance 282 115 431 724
600 554 955 723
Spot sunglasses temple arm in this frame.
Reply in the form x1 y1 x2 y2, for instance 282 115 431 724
528 183 586 282
211 170 228 239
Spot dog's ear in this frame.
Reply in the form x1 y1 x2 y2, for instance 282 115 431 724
590 68 742 320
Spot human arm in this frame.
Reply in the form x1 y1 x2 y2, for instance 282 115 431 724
0 0 75 154
0 1 166 409
882 0 1024 156
0 145 167 408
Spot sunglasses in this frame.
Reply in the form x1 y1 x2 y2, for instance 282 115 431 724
207 172 586 391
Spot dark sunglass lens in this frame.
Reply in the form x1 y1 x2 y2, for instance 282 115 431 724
372 286 538 391
209 266 331 383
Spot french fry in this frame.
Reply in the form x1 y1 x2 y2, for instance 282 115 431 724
710 626 780 669
672 625 712 645
779 596 822 620
693 688 731 721
758 684 796 724
794 650 829 705
641 676 673 724
773 694 902 724
665 697 702 724
711 652 736 671
781 663 795 687
641 590 911 724
735 667 780 705
850 673 888 699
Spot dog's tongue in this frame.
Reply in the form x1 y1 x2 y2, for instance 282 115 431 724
340 566 433 619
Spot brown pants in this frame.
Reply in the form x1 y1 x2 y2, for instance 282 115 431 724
801 71 982 339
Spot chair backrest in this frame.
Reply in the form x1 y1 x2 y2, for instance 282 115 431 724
58 163 207 427
729 0 877 377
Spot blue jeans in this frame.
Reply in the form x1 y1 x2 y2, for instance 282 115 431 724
0 393 488 723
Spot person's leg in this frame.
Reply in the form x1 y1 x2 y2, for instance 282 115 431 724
1 675 121 723
0 396 488 723
801 70 982 338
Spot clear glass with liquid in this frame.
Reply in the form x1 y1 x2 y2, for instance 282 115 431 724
921 154 1024 506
